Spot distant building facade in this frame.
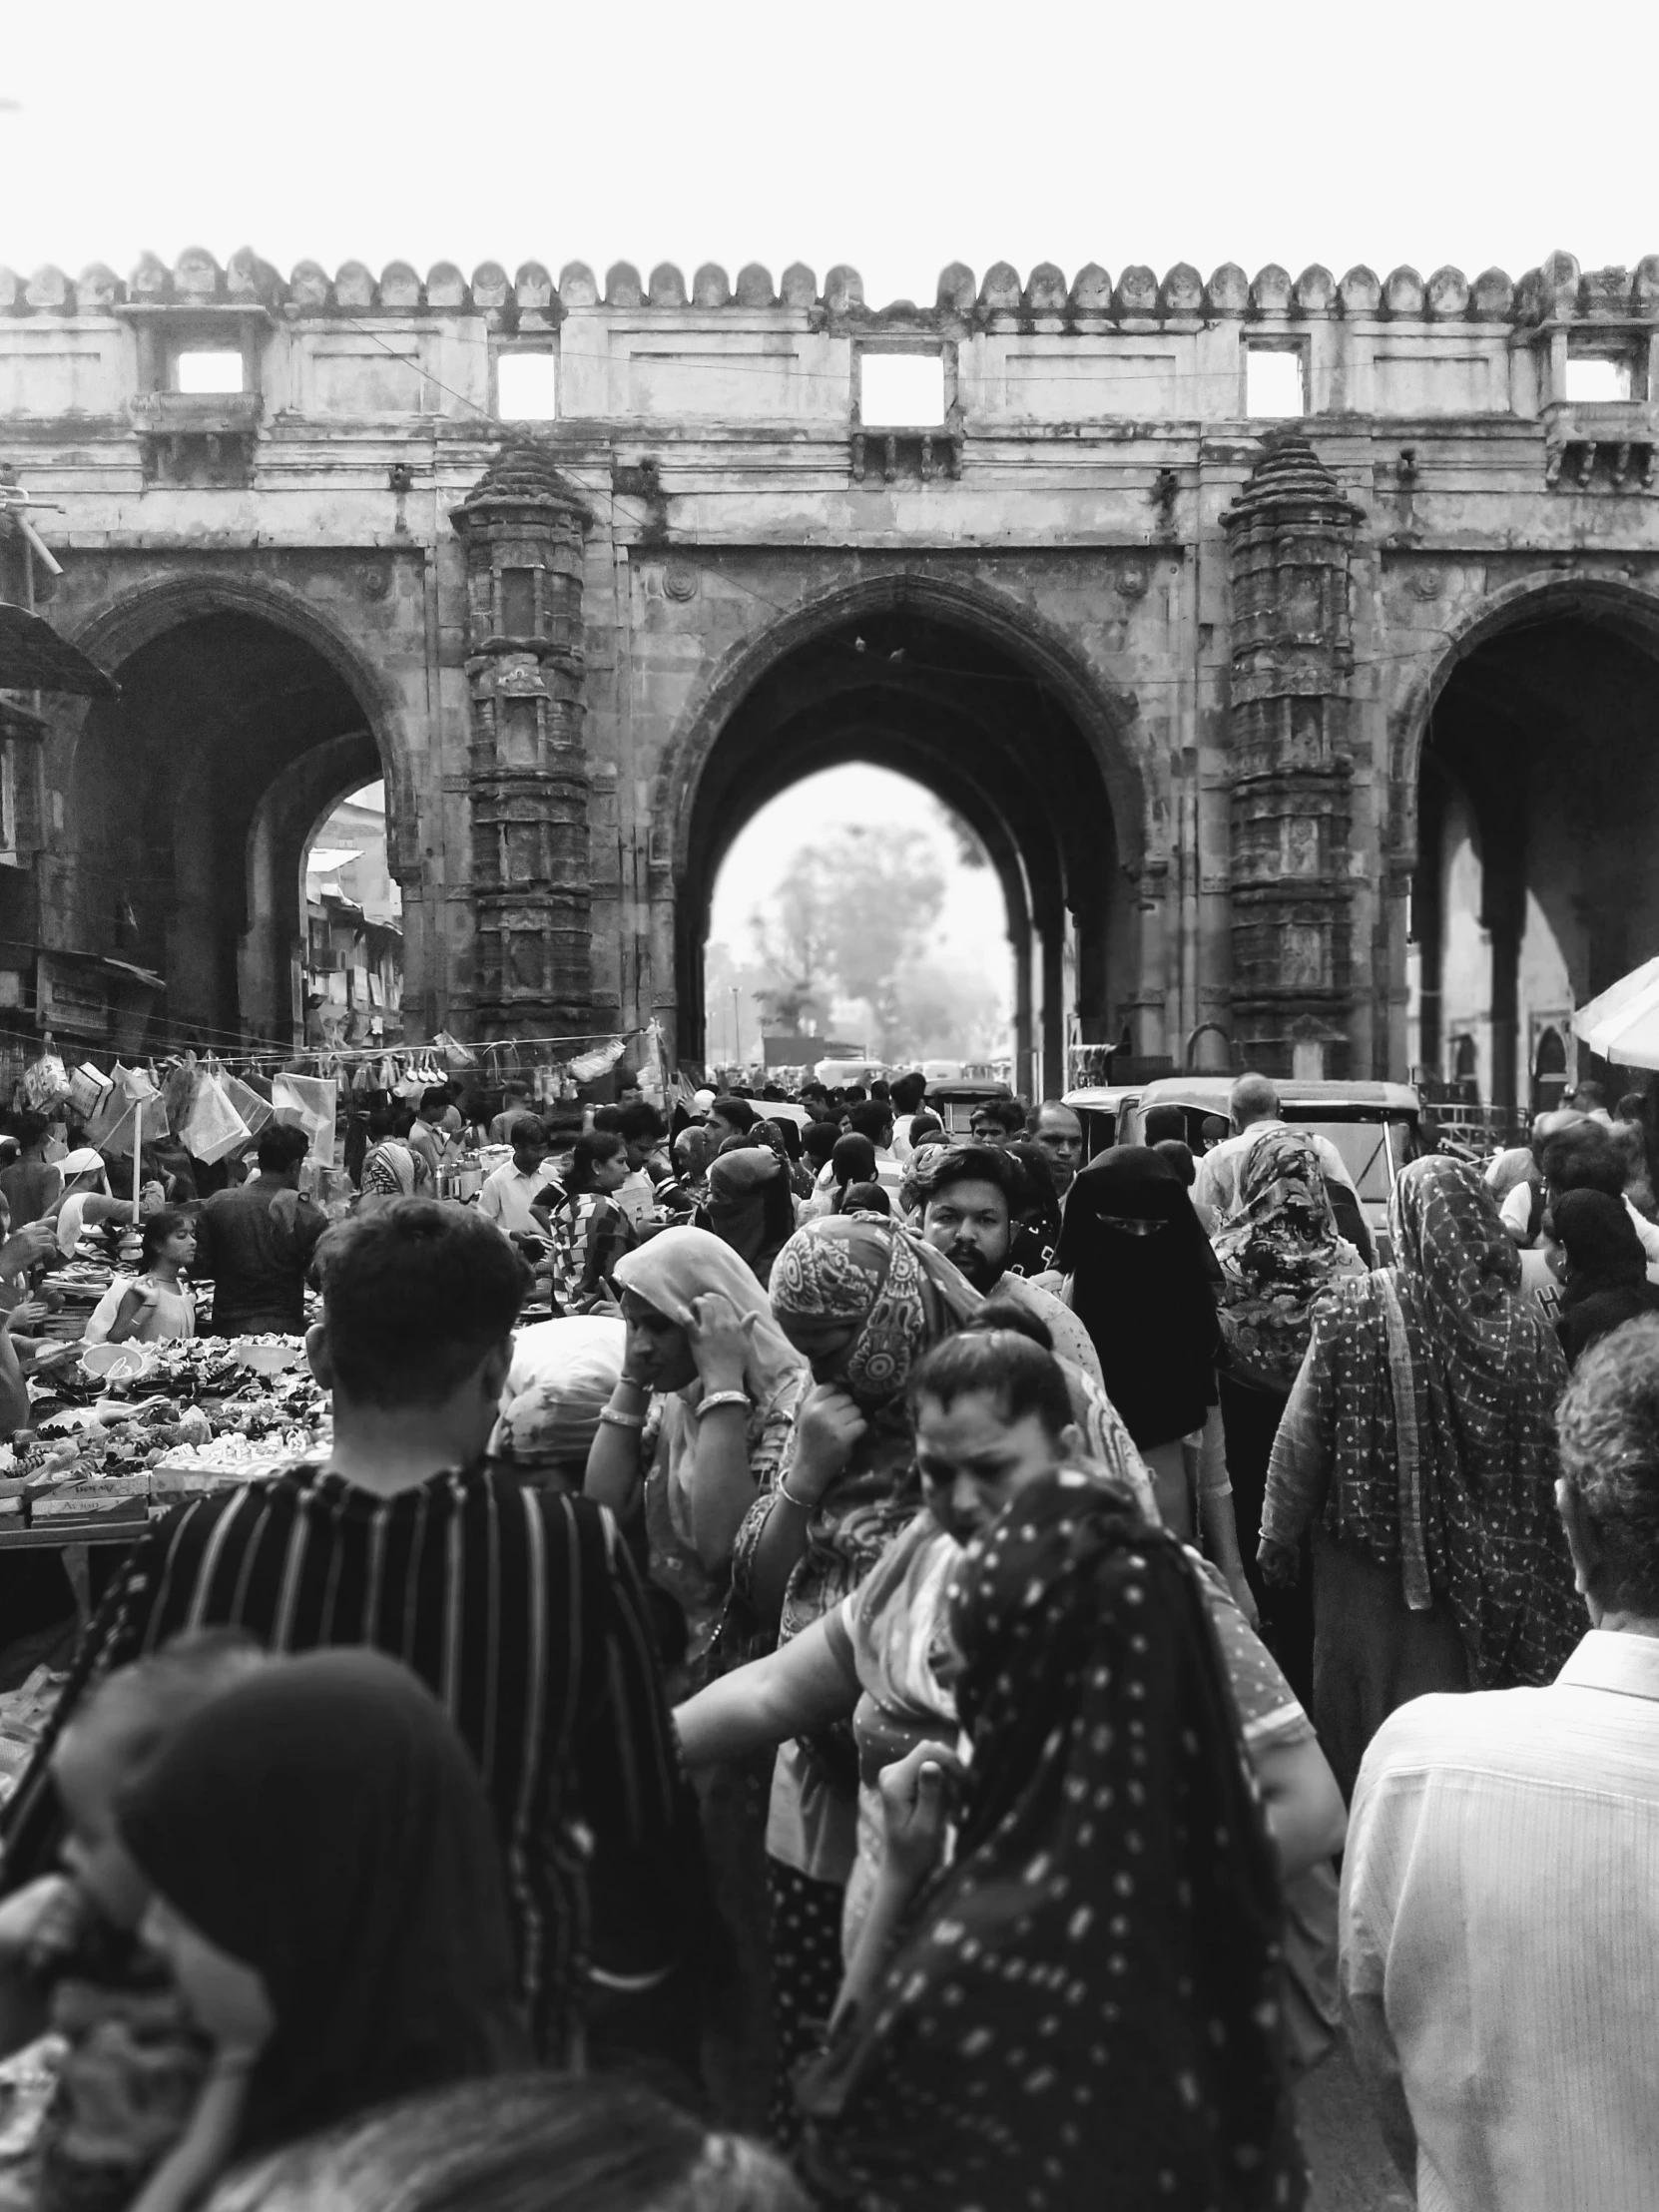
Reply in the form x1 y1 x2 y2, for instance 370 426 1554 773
3 244 1659 1104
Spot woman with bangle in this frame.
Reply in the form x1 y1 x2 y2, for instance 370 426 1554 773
584 1227 808 1681
725 1212 979 2143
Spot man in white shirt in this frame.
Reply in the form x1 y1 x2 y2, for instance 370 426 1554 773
476 1115 553 1251
1342 1315 1659 2212
1193 1074 1357 1224
887 1070 928 1164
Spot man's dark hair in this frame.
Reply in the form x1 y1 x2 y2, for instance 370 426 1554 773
12 1111 49 1148
803 1122 839 1170
909 1326 1072 1439
419 1086 451 1116
709 1094 756 1133
800 1081 828 1103
830 1133 877 1188
1154 1138 1198 1188
501 1079 530 1100
1557 1314 1659 1617
1617 1092 1647 1126
507 1114 546 1151
591 1106 625 1134
838 1181 890 1217
1142 1104 1188 1146
316 1200 531 1408
616 1101 665 1144
870 1079 890 1102
257 1122 310 1174
890 1071 927 1115
544 1105 584 1141
848 1099 894 1144
924 1143 1019 1213
844 1086 867 1105
906 1111 944 1145
1541 1125 1625 1200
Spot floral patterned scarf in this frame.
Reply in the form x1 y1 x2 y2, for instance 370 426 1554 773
1214 1128 1361 1394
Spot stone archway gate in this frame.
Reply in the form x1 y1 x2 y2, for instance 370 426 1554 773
3 243 1659 1070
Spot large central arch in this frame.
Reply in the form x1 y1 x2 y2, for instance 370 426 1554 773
658 576 1144 1089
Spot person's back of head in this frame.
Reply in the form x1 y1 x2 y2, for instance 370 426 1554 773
258 1123 310 1179
802 1121 839 1172
870 1079 891 1103
1541 1124 1626 1201
1229 1072 1280 1130
1573 1081 1608 1116
848 1099 894 1147
1141 1104 1187 1146
214 2072 808 2212
838 1180 890 1217
1199 1114 1228 1150
890 1071 927 1116
909 1319 1071 1438
764 1115 803 1162
904 1111 945 1148
1154 1138 1197 1188
710 1094 757 1134
1557 1315 1659 1621
617 1100 666 1147
419 1085 451 1122
1617 1091 1647 1128
315 1201 531 1409
830 1132 877 1189
591 1105 626 1135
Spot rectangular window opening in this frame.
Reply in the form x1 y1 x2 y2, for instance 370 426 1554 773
860 352 945 428
497 351 559 420
175 350 244 394
1564 354 1630 403
1246 345 1306 419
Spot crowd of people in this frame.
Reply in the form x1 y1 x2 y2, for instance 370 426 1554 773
0 1062 1653 2208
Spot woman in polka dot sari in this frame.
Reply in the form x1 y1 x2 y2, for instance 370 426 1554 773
1260 1154 1586 1797
802 1466 1305 2210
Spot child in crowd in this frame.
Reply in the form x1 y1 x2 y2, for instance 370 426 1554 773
0 1632 269 2212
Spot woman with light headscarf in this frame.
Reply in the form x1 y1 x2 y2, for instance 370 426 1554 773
721 1212 981 2142
586 1227 808 1677
1260 1154 1585 1796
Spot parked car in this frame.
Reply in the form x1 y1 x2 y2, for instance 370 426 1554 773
1116 1077 1424 1255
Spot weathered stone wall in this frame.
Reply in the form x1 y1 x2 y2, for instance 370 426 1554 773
4 245 1659 1076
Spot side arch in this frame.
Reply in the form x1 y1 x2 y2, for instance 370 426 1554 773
61 569 411 845
1389 572 1659 823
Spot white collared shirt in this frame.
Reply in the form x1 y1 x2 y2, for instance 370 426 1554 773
476 1159 554 1240
1342 1630 1659 2212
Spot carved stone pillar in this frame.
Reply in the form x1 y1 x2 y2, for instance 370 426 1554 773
449 445 593 1040
1222 433 1364 1077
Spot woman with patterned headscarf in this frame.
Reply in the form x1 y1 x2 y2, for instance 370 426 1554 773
724 1212 979 2142
799 1467 1308 2211
1212 1128 1368 1697
1260 1154 1586 1796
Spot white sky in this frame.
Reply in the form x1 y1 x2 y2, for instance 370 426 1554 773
3 1 1654 304
710 764 1010 987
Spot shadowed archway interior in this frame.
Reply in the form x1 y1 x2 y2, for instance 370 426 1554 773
1414 608 1659 1115
68 613 382 1047
675 605 1127 1089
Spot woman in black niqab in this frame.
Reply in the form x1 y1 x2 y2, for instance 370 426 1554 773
1053 1144 1222 1451
118 1649 528 2207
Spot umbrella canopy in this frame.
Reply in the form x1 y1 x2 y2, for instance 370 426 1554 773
1572 957 1659 1070
0 602 119 698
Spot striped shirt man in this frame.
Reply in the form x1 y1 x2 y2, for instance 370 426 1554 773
0 1462 698 2063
